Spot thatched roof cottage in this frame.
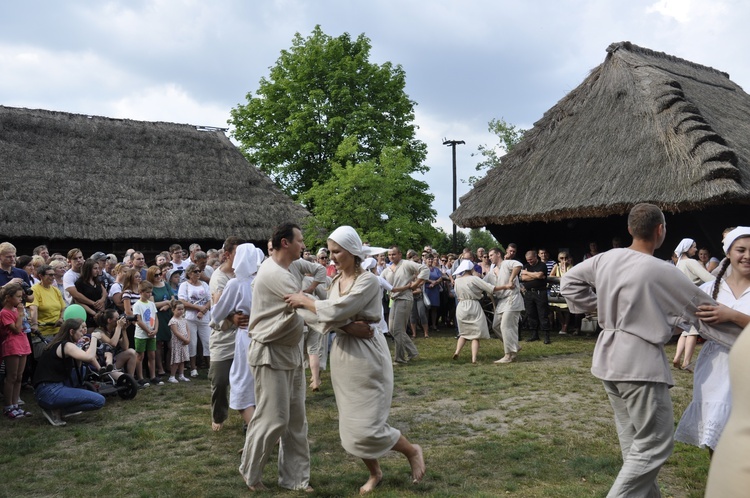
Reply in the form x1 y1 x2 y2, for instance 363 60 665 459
0 105 308 257
451 42 750 259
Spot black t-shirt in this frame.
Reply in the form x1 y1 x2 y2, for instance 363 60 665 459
33 340 74 387
522 260 548 290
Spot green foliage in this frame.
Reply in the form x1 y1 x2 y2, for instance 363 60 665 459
467 228 498 251
466 117 526 185
302 138 438 250
433 228 469 255
230 25 427 200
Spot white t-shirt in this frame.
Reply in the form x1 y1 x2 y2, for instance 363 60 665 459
179 281 211 323
133 299 157 339
62 269 80 304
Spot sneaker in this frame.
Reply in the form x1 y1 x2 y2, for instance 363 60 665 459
4 407 22 419
167 376 179 384
178 375 191 382
137 379 150 389
190 369 199 378
17 398 25 406
62 411 83 419
41 408 66 426
151 377 165 386
558 330 568 335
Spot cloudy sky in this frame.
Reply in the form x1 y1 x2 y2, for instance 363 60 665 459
2 0 749 235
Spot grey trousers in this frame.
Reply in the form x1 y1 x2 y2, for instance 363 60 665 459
208 358 232 424
388 299 419 363
602 380 673 498
239 364 310 490
492 310 521 354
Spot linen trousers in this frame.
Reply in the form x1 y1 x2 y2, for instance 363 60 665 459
239 364 310 490
602 380 673 498
208 358 232 424
388 299 419 363
187 319 211 358
493 310 521 354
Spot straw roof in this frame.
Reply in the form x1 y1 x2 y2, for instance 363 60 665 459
0 105 308 241
452 41 750 229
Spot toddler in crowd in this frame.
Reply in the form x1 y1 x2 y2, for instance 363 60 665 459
168 301 190 383
1 283 32 419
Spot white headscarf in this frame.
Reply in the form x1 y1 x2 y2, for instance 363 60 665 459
232 243 258 279
327 226 387 259
361 257 377 271
723 227 750 254
674 238 695 258
454 259 474 276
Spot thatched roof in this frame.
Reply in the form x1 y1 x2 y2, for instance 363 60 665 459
452 41 750 228
0 105 308 241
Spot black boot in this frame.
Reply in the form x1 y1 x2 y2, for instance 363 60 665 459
543 331 551 344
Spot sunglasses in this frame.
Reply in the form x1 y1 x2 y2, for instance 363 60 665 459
155 272 162 276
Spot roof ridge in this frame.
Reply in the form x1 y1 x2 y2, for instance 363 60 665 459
606 41 730 79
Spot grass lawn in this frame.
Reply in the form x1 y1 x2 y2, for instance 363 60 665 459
0 330 710 497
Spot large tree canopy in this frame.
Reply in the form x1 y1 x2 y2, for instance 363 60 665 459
229 25 427 201
301 137 438 250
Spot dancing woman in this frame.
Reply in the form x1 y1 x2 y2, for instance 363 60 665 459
285 226 425 495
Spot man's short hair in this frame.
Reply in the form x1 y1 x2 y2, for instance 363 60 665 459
489 247 504 257
193 251 207 261
271 223 301 250
189 243 201 253
33 245 48 256
507 243 518 250
222 236 245 254
0 242 16 255
628 203 664 240
67 248 82 261
169 244 182 254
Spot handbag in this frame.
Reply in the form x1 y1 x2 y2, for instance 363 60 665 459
580 316 597 333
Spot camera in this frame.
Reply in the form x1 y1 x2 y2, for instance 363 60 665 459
20 281 33 296
124 315 139 323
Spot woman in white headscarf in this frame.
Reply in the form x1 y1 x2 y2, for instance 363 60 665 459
211 243 263 428
285 226 425 494
451 260 513 364
672 237 715 371
675 227 750 458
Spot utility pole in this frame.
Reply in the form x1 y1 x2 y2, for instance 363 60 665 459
443 139 465 253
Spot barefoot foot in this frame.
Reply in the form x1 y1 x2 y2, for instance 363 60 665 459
310 381 321 392
359 472 383 495
408 444 426 483
248 482 268 492
212 421 223 431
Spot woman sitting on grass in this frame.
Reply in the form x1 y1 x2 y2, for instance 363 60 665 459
32 318 105 426
285 226 425 495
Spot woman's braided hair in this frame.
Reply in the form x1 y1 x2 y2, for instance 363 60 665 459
711 258 731 300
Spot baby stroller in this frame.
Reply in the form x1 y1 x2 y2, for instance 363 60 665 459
81 366 138 400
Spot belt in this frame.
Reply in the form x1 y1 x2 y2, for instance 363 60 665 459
526 288 545 293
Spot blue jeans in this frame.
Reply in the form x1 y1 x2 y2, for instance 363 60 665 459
35 382 105 413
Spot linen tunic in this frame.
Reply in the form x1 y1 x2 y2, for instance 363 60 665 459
247 258 305 370
484 260 524 312
454 275 495 340
382 260 429 301
314 271 401 459
561 248 740 385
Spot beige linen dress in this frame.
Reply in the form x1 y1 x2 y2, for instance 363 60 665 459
314 270 401 459
454 276 495 340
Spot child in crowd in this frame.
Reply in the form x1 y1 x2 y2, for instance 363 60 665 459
133 281 162 386
75 329 114 373
167 300 190 383
1 283 32 419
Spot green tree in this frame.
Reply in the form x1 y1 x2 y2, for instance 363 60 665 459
229 25 427 201
302 137 438 251
467 228 499 252
433 229 468 255
466 118 526 185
